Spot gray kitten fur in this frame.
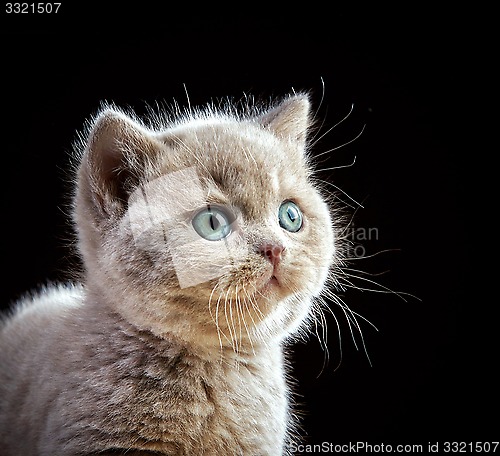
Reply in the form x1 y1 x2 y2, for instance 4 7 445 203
0 94 337 455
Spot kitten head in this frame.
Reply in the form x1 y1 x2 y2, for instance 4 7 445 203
74 94 339 349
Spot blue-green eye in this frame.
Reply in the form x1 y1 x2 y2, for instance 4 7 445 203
278 201 303 232
192 206 233 241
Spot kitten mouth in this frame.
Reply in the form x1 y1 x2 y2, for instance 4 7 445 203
257 273 280 291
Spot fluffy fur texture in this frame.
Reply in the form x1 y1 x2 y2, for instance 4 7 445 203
0 94 340 455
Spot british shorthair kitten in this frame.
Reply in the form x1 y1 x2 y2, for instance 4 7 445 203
0 94 341 455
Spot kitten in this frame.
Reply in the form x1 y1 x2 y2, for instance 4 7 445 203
0 93 339 455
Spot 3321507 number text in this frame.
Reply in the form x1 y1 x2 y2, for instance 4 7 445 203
5 3 61 13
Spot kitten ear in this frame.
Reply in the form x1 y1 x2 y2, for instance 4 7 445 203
78 109 159 219
258 94 311 145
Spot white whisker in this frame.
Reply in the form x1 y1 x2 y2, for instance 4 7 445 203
343 248 402 261
208 281 225 351
240 286 257 355
224 288 237 352
310 103 355 148
310 76 326 126
326 291 374 366
234 285 243 352
315 155 358 173
314 124 366 160
215 285 232 347
182 82 192 115
315 178 364 209
340 270 421 302
310 299 331 377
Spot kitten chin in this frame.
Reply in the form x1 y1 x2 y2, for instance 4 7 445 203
0 93 340 455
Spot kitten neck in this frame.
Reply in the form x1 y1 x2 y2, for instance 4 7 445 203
85 282 281 361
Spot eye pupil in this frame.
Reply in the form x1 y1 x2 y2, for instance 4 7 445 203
209 215 219 231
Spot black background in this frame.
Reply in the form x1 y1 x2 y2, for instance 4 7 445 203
1 4 490 453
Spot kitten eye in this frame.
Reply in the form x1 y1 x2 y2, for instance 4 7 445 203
192 205 233 241
278 201 303 233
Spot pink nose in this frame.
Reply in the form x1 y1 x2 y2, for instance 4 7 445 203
259 242 285 267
